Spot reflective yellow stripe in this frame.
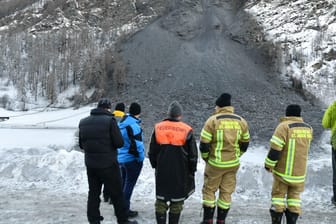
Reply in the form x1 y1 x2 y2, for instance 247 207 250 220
272 197 286 206
201 129 212 141
217 199 231 209
235 130 240 158
242 132 250 140
203 199 216 207
208 158 240 168
270 135 285 147
273 170 305 183
265 157 277 167
286 139 295 176
201 152 209 159
215 130 224 163
287 199 301 207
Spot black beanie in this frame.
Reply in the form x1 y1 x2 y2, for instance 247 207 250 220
129 102 141 116
286 104 301 117
168 101 183 118
115 102 125 112
97 98 112 109
216 93 231 107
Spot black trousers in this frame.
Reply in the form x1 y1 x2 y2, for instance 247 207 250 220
332 147 336 198
86 163 128 223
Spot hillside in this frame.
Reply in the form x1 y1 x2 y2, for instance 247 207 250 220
116 0 324 144
0 0 334 143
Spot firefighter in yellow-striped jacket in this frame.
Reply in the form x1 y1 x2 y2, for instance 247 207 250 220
265 104 313 224
200 93 250 224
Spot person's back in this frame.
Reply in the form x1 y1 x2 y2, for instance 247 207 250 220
79 98 138 224
322 101 336 148
149 101 198 224
199 93 250 224
117 102 144 218
322 100 336 205
265 104 313 224
79 107 121 168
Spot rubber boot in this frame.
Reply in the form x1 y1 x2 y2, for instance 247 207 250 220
285 209 299 224
168 212 180 224
216 207 229 224
156 212 167 224
200 206 215 224
270 209 283 224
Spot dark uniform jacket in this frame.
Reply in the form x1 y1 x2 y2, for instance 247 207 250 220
148 118 198 201
79 108 124 168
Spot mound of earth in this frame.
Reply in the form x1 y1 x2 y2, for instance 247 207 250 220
115 0 324 148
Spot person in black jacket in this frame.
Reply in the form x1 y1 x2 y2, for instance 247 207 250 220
79 98 137 224
148 101 198 224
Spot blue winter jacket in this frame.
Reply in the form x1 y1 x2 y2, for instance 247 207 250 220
117 115 145 163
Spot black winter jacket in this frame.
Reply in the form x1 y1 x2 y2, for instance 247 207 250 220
79 108 124 168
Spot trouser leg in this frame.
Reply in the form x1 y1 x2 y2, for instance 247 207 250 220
218 166 239 211
202 164 223 208
287 182 304 215
86 168 103 223
332 148 336 200
103 164 128 223
271 177 287 213
120 161 143 211
168 201 183 224
155 199 168 224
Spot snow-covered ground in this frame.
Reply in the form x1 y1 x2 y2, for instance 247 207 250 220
0 107 335 223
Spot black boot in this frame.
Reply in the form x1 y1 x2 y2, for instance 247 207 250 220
200 206 215 224
285 209 299 224
156 212 167 224
270 209 283 224
169 212 180 224
216 207 229 224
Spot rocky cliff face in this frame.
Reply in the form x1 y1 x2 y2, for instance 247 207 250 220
246 0 336 106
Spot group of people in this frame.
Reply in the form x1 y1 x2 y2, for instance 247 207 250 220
78 93 336 224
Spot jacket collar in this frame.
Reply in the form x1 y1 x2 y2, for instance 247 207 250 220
214 106 234 115
90 108 112 116
280 116 303 122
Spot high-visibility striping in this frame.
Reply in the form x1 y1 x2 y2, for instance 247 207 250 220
201 129 212 141
286 139 296 176
217 199 231 209
215 130 224 162
270 135 285 148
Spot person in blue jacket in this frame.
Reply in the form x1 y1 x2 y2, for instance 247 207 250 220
118 102 145 218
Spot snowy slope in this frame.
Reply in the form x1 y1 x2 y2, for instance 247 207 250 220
246 0 336 106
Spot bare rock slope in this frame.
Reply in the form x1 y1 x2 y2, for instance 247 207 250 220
117 0 324 146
